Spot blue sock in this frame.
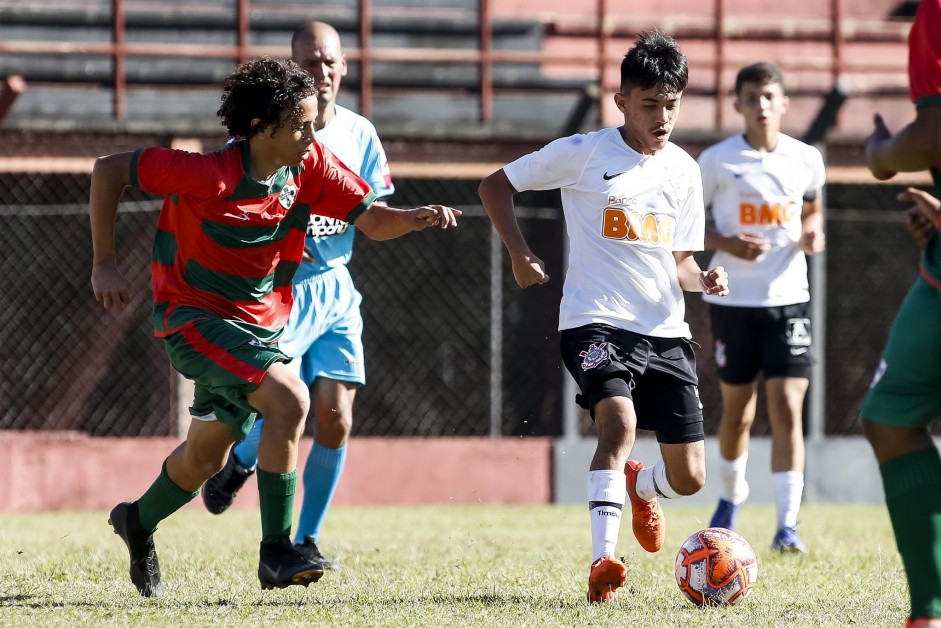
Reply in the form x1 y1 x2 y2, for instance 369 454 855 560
232 418 263 470
294 443 347 542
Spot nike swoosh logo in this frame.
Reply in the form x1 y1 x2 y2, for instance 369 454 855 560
603 171 626 180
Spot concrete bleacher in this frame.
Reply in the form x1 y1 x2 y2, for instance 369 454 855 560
0 0 577 134
0 0 918 149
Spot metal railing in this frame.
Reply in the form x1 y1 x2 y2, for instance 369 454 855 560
0 0 910 127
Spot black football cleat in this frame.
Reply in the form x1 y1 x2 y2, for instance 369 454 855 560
202 449 254 515
294 536 338 571
108 501 165 598
258 537 325 590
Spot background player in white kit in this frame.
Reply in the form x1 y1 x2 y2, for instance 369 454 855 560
202 21 401 569
697 62 825 553
478 30 729 604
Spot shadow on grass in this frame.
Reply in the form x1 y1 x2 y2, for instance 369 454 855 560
231 590 582 609
0 594 103 608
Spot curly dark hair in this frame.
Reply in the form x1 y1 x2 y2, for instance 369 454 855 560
216 57 318 138
620 30 688 95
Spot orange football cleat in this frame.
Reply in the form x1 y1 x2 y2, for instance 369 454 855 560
625 460 665 553
907 618 941 627
587 556 627 604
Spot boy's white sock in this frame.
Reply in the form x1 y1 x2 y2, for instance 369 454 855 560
587 469 626 561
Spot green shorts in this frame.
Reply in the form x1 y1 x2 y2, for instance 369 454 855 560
163 317 290 441
861 276 941 428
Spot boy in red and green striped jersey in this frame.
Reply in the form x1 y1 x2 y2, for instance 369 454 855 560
89 57 460 598
863 0 941 624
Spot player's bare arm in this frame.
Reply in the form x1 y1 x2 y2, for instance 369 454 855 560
705 228 770 260
674 251 729 296
478 168 549 288
865 107 941 181
302 194 394 263
353 203 461 240
89 151 135 310
798 197 826 255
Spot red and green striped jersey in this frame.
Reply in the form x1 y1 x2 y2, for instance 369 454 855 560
908 0 941 286
130 139 377 340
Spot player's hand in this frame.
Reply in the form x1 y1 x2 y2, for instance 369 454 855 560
91 261 130 311
898 187 940 249
510 251 549 288
798 228 826 255
700 266 729 297
414 205 462 229
905 208 934 249
864 113 898 181
725 233 771 260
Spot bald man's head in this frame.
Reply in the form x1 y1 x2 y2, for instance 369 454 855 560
290 21 347 121
291 21 341 54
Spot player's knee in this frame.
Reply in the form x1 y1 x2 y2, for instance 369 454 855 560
860 417 880 446
860 417 896 458
314 410 350 446
322 403 353 429
184 445 230 482
861 418 935 463
723 414 755 433
671 467 706 496
314 395 353 438
266 380 311 434
333 412 353 439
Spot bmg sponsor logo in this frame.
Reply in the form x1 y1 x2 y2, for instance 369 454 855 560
601 207 676 246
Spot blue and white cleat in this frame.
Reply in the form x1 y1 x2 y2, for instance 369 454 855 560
771 526 809 554
709 498 740 530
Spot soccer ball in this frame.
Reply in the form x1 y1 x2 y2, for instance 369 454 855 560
674 527 759 607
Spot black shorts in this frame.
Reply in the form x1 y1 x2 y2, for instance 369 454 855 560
560 323 704 444
709 302 815 384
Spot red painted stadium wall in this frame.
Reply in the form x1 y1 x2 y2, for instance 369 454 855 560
0 432 553 512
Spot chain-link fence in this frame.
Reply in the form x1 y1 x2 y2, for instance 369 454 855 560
0 129 929 439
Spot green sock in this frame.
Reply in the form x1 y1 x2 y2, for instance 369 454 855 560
257 468 297 544
137 460 200 533
881 446 941 619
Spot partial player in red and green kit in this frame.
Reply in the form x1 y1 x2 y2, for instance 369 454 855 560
863 0 941 624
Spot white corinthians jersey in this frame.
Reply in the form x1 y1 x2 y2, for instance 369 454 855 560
503 128 705 338
698 133 825 307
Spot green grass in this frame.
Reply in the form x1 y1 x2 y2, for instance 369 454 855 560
0 504 908 627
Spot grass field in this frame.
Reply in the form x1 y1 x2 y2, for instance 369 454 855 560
0 503 908 627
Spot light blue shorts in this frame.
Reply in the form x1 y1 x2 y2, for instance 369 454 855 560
279 265 365 387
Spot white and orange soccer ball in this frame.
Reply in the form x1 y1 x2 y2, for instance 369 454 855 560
674 527 759 607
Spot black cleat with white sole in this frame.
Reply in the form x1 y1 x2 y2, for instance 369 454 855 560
258 536 324 590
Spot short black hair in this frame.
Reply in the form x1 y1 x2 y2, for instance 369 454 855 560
216 57 317 138
734 62 785 95
620 30 688 95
